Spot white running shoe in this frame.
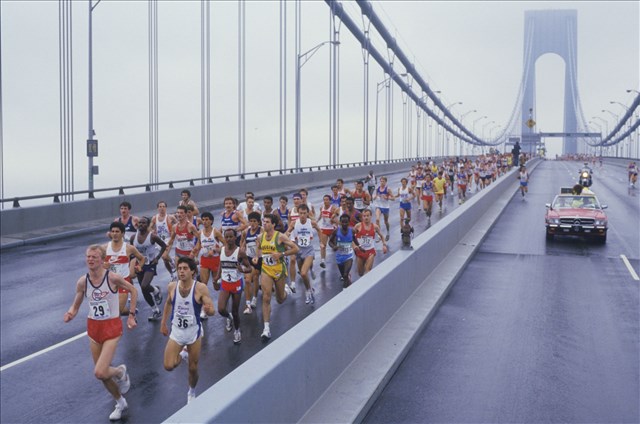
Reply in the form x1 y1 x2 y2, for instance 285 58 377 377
115 364 130 395
233 329 242 344
261 326 271 341
285 284 293 295
200 310 208 320
225 314 233 332
148 309 162 322
109 398 128 421
305 292 312 304
250 296 257 308
243 305 252 315
310 267 316 280
152 285 163 306
187 391 196 405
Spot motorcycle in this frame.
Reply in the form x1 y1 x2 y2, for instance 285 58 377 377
579 168 593 187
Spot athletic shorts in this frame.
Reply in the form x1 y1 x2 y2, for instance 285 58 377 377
355 248 376 260
400 202 412 211
421 195 433 202
136 263 157 282
336 252 354 265
200 255 220 272
458 184 467 191
520 181 528 187
321 228 334 236
376 207 390 215
296 245 315 260
87 317 123 344
221 278 244 294
170 324 202 346
250 257 262 271
118 276 132 294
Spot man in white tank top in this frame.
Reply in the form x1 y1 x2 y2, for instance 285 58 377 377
160 257 215 405
63 244 138 421
151 200 178 279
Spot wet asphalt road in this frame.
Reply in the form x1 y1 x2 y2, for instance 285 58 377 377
365 161 640 423
1 167 485 423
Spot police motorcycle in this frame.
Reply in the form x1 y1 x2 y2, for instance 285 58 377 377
578 162 593 187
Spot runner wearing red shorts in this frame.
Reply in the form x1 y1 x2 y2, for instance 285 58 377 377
64 244 138 421
318 194 338 269
104 222 145 315
421 173 435 223
353 209 387 277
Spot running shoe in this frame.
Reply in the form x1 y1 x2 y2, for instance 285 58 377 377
225 314 233 332
261 327 271 341
109 398 128 421
305 292 312 304
187 391 196 405
233 329 242 344
285 284 293 295
200 310 208 320
148 310 162 322
310 267 316 280
243 305 252 315
310 288 315 305
320 261 326 269
115 364 130 395
152 285 163 306
385 234 390 242
250 296 257 308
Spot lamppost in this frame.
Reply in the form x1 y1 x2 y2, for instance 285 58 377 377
602 109 620 157
460 109 476 122
87 0 103 194
295 40 339 169
589 121 603 156
482 120 495 139
472 115 487 135
610 101 632 157
374 77 390 163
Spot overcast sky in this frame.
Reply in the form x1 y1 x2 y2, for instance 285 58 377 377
1 1 638 200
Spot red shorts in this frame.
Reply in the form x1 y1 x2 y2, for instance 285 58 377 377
221 279 244 294
118 276 132 294
355 248 376 260
421 195 433 202
458 184 467 191
87 318 123 344
200 255 220 272
321 228 334 236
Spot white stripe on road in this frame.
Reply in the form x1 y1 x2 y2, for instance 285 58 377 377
0 331 87 372
620 254 640 281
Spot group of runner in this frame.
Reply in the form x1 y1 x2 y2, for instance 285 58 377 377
64 154 517 420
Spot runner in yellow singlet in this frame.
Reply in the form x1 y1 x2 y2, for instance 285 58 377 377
252 214 299 341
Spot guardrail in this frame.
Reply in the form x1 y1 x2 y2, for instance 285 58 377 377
1 157 430 208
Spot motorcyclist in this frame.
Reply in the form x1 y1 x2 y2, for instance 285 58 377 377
579 162 593 187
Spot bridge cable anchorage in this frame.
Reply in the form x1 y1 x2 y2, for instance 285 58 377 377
53 194 61 203
145 185 151 192
13 198 21 208
118 187 124 195
169 182 174 189
189 180 194 186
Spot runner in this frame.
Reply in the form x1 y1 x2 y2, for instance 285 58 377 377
220 196 247 244
178 189 199 216
151 200 177 279
277 195 290 230
518 165 529 198
329 214 358 288
318 194 338 269
421 173 434 224
131 216 167 321
397 177 414 226
166 205 200 260
191 212 224 320
373 176 394 241
299 188 316 219
63 244 138 421
364 170 377 197
457 165 468 204
329 185 342 207
240 212 262 314
286 193 304 292
105 222 146 315
161 257 215 405
215 228 252 344
253 214 299 341
353 209 387 277
433 170 447 214
352 180 371 214
288 204 322 304
114 201 139 243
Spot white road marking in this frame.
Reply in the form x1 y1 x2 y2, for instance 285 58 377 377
0 331 87 372
620 254 640 281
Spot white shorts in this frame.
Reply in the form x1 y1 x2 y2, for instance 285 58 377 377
170 323 202 346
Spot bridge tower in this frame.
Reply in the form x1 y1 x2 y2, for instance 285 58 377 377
522 10 579 154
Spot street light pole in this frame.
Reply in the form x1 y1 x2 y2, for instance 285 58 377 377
472 115 487 135
87 0 102 194
374 77 390 163
295 40 339 170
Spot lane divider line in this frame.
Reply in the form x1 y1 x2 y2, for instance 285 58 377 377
620 254 640 281
0 331 87 372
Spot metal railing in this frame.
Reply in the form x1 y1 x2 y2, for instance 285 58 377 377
2 157 428 208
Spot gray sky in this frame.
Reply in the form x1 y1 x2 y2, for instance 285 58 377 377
2 1 638 200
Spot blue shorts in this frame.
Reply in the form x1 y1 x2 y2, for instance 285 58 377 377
336 253 354 265
520 181 528 187
400 202 412 211
376 207 389 215
136 263 157 280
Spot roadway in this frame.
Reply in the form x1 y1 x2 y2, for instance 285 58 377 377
364 160 640 423
1 166 482 423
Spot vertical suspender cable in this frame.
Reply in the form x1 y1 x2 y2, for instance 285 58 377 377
200 0 211 179
200 0 205 179
361 16 370 162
